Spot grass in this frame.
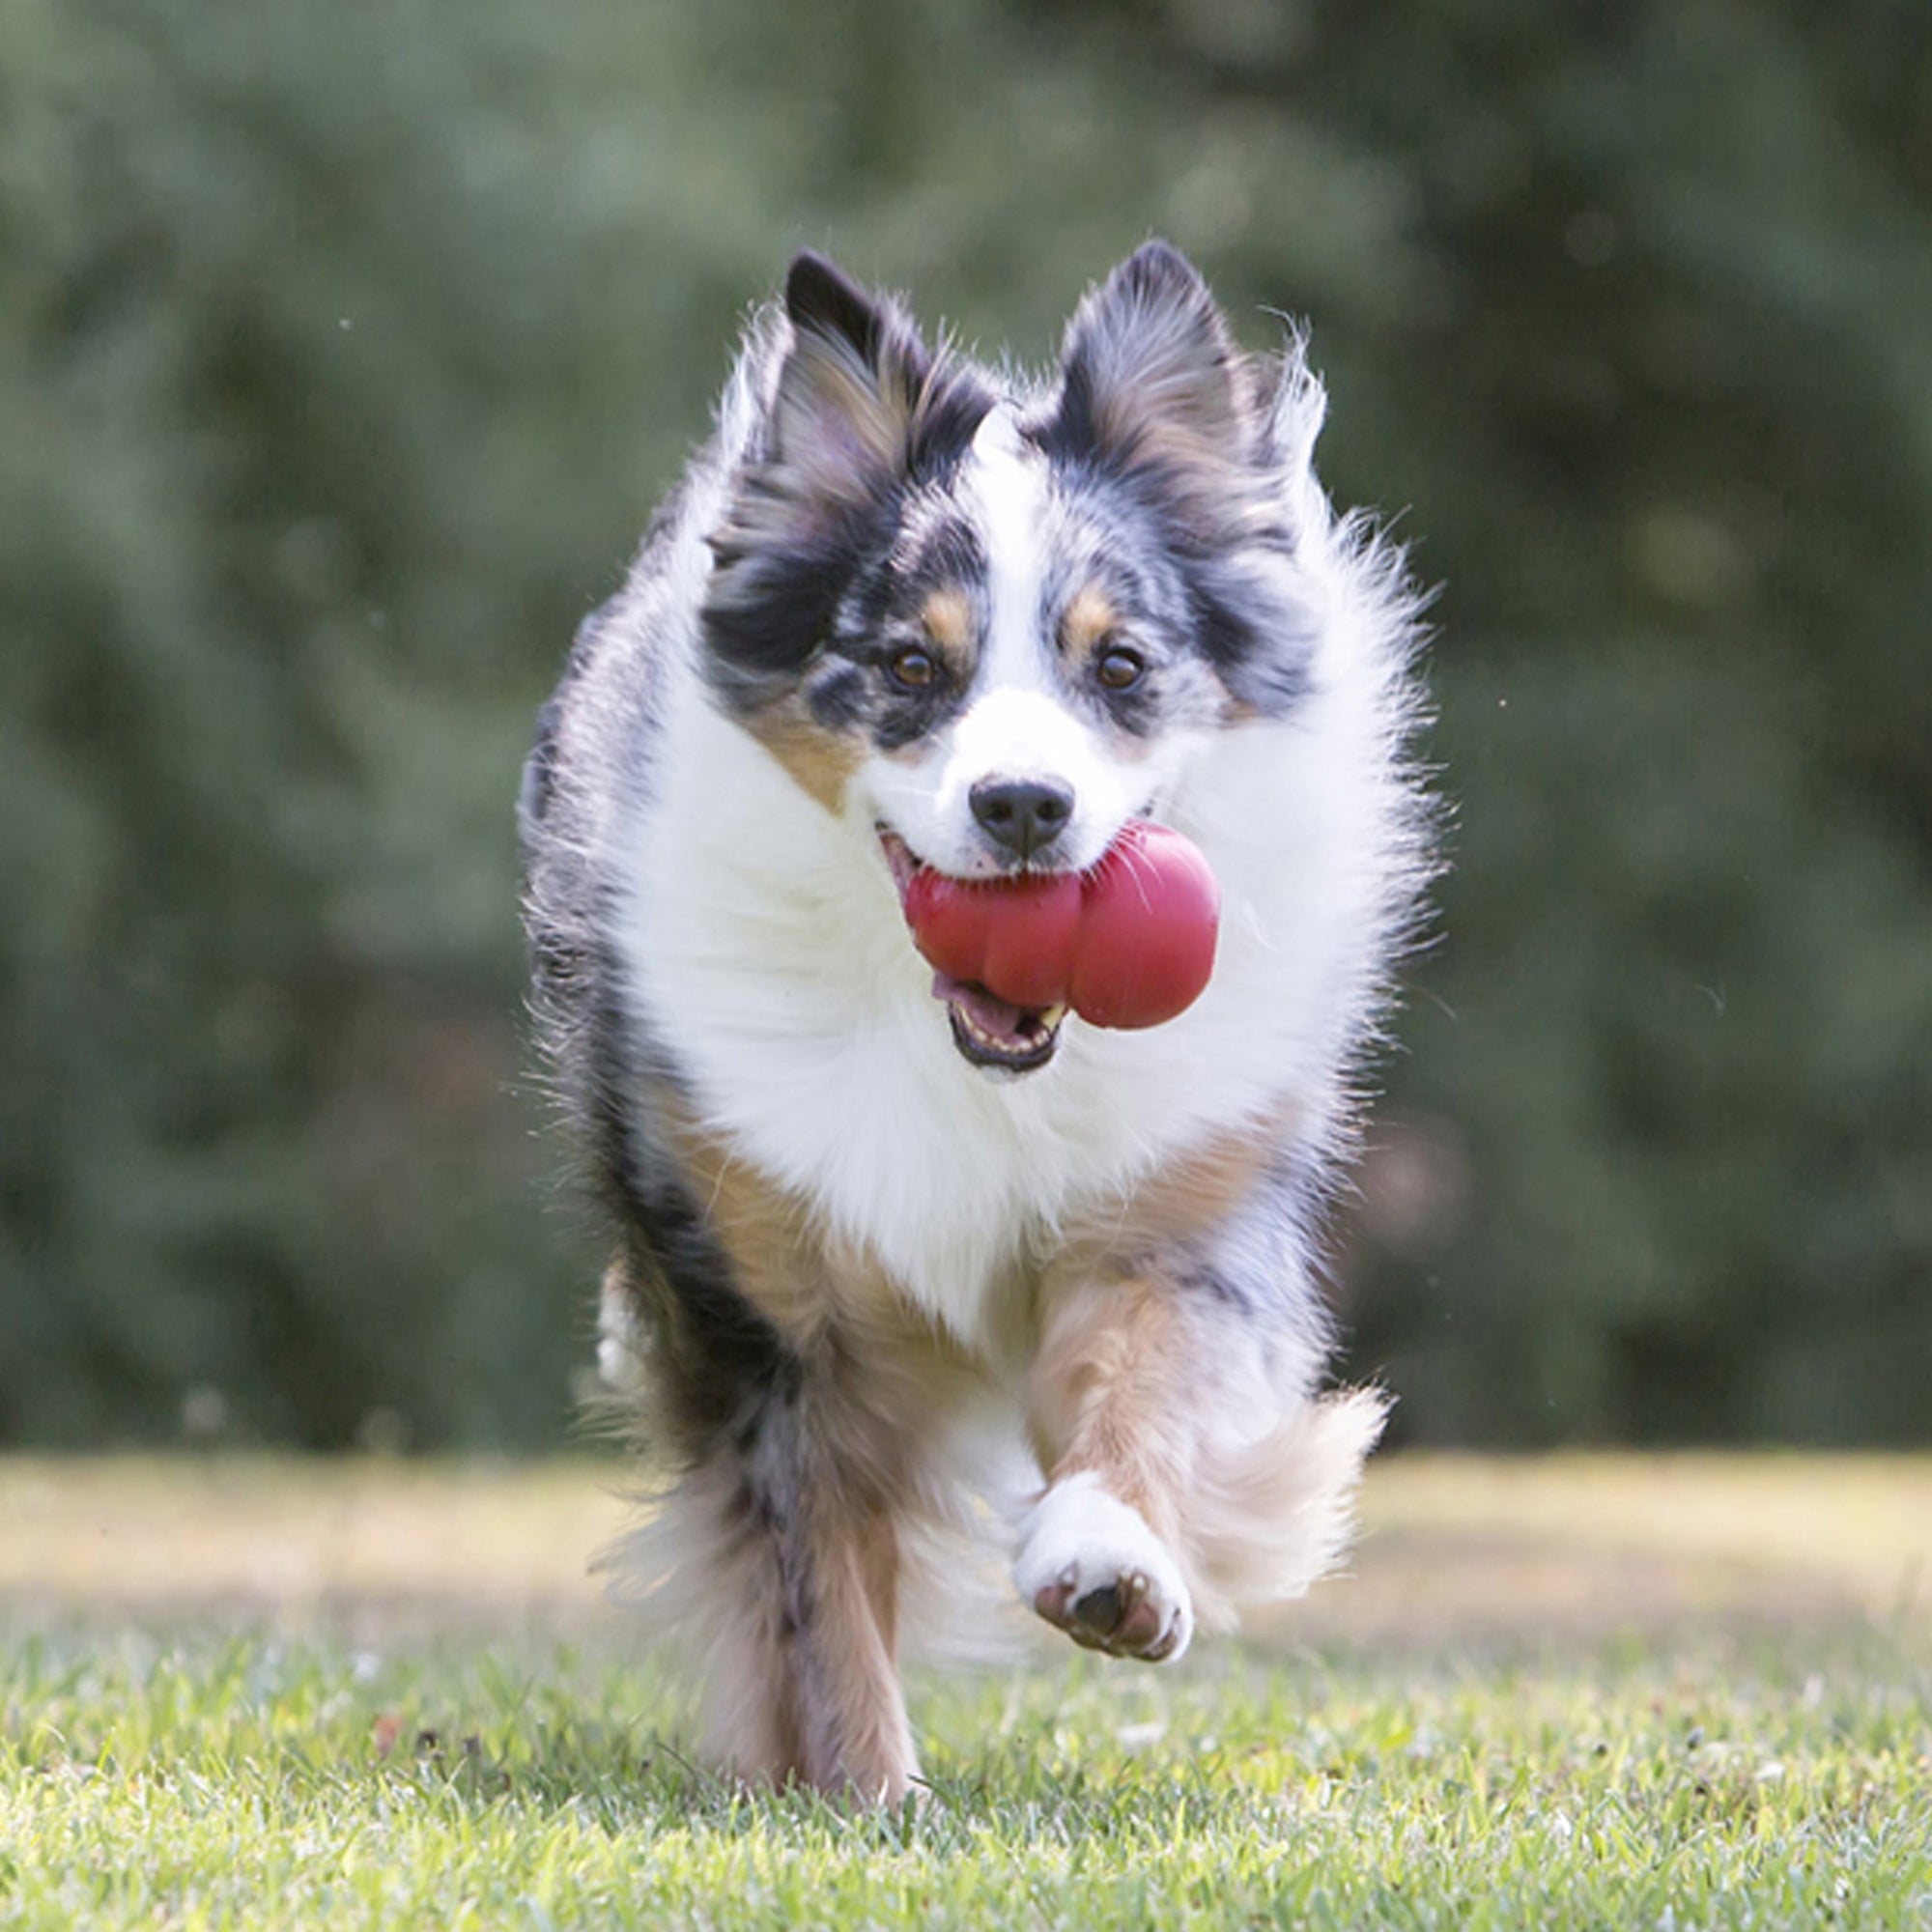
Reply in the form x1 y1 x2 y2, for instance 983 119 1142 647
2 1456 1929 1929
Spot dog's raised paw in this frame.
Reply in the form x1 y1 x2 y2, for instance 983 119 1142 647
1013 1472 1193 1662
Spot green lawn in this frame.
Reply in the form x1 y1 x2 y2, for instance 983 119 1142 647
3 1457 1928 1929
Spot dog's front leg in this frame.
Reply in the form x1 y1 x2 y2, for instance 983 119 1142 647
1015 1249 1388 1659
1014 1272 1203 1662
689 1372 919 1804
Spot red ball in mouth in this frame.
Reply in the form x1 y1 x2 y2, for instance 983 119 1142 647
1065 821 1221 1029
897 820 1220 1034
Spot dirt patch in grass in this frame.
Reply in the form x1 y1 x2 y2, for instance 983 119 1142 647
1 1452 1925 1647
1300 1453 1931 1646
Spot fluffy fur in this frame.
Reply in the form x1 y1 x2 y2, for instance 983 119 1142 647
521 242 1432 1803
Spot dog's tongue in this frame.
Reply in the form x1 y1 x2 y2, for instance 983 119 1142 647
900 820 1220 1031
930 971 1037 1051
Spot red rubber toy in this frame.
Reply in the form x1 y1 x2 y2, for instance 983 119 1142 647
901 820 1220 1030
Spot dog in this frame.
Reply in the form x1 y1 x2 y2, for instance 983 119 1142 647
519 242 1431 1803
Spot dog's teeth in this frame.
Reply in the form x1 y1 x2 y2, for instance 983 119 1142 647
952 999 1068 1062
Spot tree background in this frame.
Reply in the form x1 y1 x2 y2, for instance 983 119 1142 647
3 0 1927 1449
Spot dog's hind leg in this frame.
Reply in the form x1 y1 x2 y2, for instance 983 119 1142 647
594 1125 925 1802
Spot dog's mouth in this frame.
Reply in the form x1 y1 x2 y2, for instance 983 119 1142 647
938 978 1068 1072
879 830 1068 1075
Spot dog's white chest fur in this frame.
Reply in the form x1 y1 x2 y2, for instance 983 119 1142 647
620 591 1396 1357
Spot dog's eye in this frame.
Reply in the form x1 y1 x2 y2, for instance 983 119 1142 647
887 647 937 692
1095 646 1147 693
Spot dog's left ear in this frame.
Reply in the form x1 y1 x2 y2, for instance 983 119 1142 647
1052 244 1320 717
1048 241 1255 472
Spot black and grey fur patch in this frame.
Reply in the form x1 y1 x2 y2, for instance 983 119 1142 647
1027 496 1248 741
820 502 991 755
700 253 995 723
520 577 799 1455
1030 241 1319 718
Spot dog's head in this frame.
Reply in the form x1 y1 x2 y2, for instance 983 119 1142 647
701 242 1321 1072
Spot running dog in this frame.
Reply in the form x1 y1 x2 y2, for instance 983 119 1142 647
519 242 1431 1802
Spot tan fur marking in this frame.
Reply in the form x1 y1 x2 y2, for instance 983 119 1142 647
1055 1112 1293 1274
689 1461 917 1801
921 585 975 656
1059 583 1121 663
658 1090 980 1377
695 1486 808 1782
664 1112 886 1350
797 1497 916 1802
743 702 863 816
1028 1274 1191 1546
781 334 908 476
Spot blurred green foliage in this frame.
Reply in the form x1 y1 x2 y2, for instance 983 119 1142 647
2 0 1927 1447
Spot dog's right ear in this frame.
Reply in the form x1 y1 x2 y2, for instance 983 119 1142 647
703 256 994 712
704 257 990 711
763 251 936 515
783 251 901 380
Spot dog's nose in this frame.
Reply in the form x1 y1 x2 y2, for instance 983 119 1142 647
969 778 1075 861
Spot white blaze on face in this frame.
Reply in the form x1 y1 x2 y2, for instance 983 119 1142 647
860 407 1141 876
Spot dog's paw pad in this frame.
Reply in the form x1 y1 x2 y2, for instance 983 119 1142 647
1014 1477 1192 1662
1071 1580 1124 1638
